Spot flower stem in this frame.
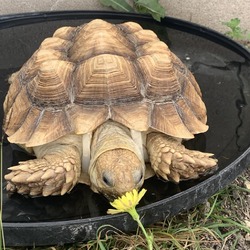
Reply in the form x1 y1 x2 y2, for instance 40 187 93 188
137 218 153 250
129 208 153 250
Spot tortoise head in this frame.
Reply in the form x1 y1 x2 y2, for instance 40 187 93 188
89 148 145 199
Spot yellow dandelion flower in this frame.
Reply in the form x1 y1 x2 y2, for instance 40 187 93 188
107 188 153 250
107 188 147 215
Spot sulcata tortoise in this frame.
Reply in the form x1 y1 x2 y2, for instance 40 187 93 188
4 19 217 199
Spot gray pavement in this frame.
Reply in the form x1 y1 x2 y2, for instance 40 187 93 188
0 0 249 33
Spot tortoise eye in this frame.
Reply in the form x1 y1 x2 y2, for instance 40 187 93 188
102 173 114 187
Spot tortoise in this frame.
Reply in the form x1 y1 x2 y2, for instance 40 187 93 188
3 19 217 199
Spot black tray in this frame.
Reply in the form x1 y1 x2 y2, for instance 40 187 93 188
1 11 250 247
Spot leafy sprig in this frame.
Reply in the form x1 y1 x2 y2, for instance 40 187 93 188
222 18 250 40
100 0 166 21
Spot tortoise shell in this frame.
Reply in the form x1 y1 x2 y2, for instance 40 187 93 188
3 19 208 147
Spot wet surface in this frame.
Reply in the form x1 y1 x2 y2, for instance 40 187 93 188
1 13 250 246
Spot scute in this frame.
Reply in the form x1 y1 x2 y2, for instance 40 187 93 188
137 53 180 99
3 19 208 147
74 54 142 104
68 20 135 62
53 26 77 40
40 37 72 51
27 59 74 106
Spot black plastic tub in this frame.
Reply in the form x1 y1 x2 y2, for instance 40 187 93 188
1 11 250 247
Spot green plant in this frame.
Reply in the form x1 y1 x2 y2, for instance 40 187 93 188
99 0 166 21
107 189 154 250
222 18 250 40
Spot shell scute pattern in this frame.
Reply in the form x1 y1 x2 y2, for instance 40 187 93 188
4 19 208 147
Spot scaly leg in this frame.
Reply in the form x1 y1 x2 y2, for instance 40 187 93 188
5 135 82 196
147 133 218 183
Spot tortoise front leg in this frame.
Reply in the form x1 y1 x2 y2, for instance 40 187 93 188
146 132 218 183
5 135 82 196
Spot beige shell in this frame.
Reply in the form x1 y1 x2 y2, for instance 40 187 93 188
3 19 208 147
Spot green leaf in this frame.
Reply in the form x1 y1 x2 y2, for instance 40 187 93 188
97 240 107 250
227 18 241 29
222 18 247 39
100 0 134 12
134 0 166 21
222 18 241 31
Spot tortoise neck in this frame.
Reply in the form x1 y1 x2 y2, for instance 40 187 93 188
89 120 145 172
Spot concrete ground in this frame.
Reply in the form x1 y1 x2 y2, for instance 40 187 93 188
0 0 249 34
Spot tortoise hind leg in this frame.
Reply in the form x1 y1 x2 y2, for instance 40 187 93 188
5 136 82 197
146 132 218 183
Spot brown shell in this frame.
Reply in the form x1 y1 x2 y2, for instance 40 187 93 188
3 19 208 147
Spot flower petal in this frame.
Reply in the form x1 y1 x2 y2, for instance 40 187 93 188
108 189 147 214
138 188 147 203
125 191 133 206
111 199 125 210
107 208 123 214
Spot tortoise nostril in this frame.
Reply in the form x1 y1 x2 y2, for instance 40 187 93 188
102 173 114 187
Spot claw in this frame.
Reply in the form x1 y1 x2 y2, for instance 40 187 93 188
41 169 55 180
19 165 32 172
17 185 30 194
26 171 44 182
4 172 15 181
28 182 39 187
61 183 72 195
8 166 20 171
174 152 182 160
56 180 65 188
30 187 42 196
11 173 31 183
64 162 73 172
204 158 218 168
162 152 172 165
159 162 170 174
55 173 65 182
202 152 215 157
182 154 196 164
42 186 58 196
157 171 169 181
193 158 208 167
45 178 56 186
179 171 191 179
55 166 64 173
6 182 16 192
68 157 76 165
175 162 187 171
169 171 180 183
65 170 75 184
188 172 199 179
